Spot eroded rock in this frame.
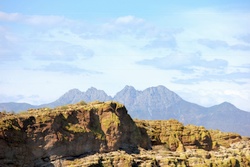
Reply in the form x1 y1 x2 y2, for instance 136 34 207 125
0 101 249 167
0 101 151 166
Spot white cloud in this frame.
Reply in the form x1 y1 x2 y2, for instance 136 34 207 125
0 11 75 28
0 30 23 62
230 44 250 51
137 52 228 72
198 39 229 49
144 36 177 49
31 41 94 61
115 15 144 25
197 38 250 51
177 86 250 111
25 15 67 26
37 63 101 74
0 11 22 21
236 34 250 43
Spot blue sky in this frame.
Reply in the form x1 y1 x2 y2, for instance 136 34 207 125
0 1 250 111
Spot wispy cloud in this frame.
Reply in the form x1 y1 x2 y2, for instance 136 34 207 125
0 11 21 21
88 16 150 40
236 34 250 43
114 15 145 25
230 44 250 51
198 38 250 51
37 63 101 75
0 11 73 28
137 52 228 72
198 39 228 49
0 28 23 63
144 36 177 49
173 71 250 85
32 41 94 61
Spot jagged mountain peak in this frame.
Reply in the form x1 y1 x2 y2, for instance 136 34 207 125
142 85 182 102
85 87 98 92
66 88 82 95
113 85 140 107
84 87 112 102
123 85 137 91
47 88 83 106
145 85 177 94
147 85 170 90
116 85 139 95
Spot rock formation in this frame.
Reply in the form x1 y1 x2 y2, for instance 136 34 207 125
62 140 250 166
135 120 242 152
0 101 150 166
0 101 249 167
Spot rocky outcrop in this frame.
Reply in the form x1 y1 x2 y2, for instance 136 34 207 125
0 101 249 167
209 129 242 149
0 101 150 166
135 119 242 152
61 139 250 167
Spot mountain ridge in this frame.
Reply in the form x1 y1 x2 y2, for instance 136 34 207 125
0 85 249 136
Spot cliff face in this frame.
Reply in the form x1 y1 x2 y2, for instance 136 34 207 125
0 101 150 167
0 101 249 167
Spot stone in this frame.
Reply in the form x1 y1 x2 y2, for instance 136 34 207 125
0 101 151 166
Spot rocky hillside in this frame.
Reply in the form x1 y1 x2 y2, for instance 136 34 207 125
1 86 250 136
0 101 250 167
63 139 250 167
0 101 150 166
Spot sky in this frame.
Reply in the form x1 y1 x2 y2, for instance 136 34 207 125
0 1 250 111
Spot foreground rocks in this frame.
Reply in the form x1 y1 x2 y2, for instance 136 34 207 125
0 101 249 167
62 139 250 166
135 119 242 151
0 101 150 166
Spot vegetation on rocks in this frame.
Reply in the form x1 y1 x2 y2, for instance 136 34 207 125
0 101 150 166
0 101 249 166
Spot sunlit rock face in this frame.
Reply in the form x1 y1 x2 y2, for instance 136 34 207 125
0 101 150 166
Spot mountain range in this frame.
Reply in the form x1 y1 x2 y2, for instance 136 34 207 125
0 85 250 136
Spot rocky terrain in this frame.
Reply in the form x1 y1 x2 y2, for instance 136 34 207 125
0 101 250 166
1 86 250 136
62 140 250 167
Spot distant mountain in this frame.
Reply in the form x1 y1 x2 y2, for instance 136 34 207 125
204 102 250 136
0 102 35 113
0 85 250 136
39 87 112 108
114 85 183 119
